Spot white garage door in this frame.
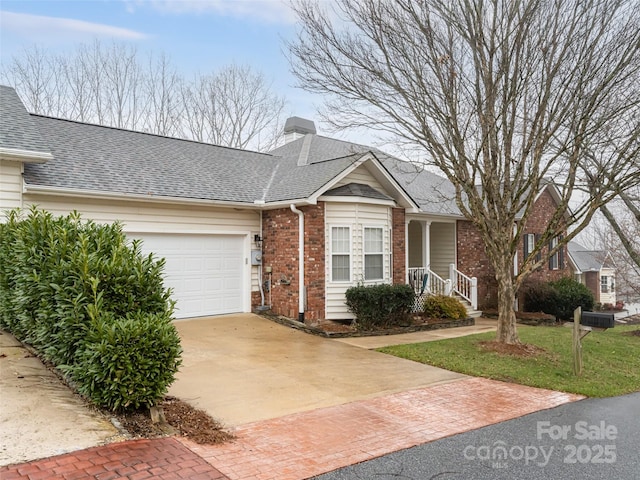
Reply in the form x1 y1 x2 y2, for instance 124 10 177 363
134 233 245 319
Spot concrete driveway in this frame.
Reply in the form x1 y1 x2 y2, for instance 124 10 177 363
169 313 466 427
0 330 122 466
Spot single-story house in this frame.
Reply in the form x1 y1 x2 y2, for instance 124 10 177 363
567 241 616 306
0 85 571 321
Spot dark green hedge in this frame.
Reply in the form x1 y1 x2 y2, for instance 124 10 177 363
345 283 414 330
524 277 594 321
0 207 181 411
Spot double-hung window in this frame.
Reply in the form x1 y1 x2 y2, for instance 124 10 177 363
364 227 384 280
601 276 609 293
331 226 351 282
549 235 563 270
523 233 542 262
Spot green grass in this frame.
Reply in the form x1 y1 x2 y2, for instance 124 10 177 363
377 324 640 397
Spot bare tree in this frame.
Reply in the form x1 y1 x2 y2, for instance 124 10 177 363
142 53 183 137
2 45 60 116
2 43 286 151
598 189 640 301
288 0 640 343
180 65 285 150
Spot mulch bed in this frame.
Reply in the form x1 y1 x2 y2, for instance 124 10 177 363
111 396 234 445
478 340 549 358
259 311 474 337
482 309 557 326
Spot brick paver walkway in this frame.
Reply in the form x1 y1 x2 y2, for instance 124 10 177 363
0 438 229 480
1 378 583 480
184 377 583 480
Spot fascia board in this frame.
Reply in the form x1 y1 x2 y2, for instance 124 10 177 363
0 147 53 164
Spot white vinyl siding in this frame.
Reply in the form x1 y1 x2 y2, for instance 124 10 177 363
364 227 384 280
600 267 616 305
408 221 424 268
334 164 385 192
331 226 351 282
0 160 23 215
325 202 392 320
429 222 456 279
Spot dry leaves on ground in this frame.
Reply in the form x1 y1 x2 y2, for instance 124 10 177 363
478 341 548 358
113 396 234 445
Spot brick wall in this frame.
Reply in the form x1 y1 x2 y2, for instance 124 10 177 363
456 189 571 310
585 271 600 303
260 203 325 322
456 220 496 308
392 208 406 284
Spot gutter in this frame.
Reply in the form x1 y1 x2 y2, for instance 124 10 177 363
290 204 305 323
1 147 53 164
24 184 261 209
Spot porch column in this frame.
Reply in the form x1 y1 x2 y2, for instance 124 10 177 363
405 219 410 283
422 221 431 270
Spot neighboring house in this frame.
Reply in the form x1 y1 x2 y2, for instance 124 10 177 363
0 85 570 321
457 185 572 310
567 241 616 306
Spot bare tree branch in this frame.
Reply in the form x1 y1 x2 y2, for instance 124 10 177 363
288 0 640 343
2 42 286 151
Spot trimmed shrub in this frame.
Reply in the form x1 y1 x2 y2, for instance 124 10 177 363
345 283 414 330
550 277 594 320
61 308 182 411
423 295 468 320
523 277 594 321
0 207 181 411
523 280 558 316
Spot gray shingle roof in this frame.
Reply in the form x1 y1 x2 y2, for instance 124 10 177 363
264 153 363 202
25 115 279 203
0 86 52 156
568 241 608 272
2 84 463 212
270 134 462 216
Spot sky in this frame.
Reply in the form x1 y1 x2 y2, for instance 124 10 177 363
0 0 331 131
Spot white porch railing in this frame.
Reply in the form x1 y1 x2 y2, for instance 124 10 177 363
449 264 478 310
408 264 477 310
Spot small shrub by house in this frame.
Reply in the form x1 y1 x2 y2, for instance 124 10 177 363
345 283 414 330
423 295 468 320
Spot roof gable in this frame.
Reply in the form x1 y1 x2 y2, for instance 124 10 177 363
323 183 394 201
567 241 610 272
0 86 53 163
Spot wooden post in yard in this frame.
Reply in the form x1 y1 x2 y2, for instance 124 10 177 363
572 307 583 376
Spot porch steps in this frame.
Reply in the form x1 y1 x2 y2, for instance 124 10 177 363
455 295 483 319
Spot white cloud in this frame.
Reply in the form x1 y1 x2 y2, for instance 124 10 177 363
0 11 149 41
135 0 297 24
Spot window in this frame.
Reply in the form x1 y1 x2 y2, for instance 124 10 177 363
549 235 564 270
331 226 351 281
524 234 535 259
523 233 542 262
364 227 384 280
601 276 609 293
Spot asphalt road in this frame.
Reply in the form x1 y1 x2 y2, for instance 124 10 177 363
313 392 640 480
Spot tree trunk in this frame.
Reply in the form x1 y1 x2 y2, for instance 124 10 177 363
495 268 520 344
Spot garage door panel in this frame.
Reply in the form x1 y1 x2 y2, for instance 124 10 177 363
133 233 245 319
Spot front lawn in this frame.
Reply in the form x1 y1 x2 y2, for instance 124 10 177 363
377 324 640 397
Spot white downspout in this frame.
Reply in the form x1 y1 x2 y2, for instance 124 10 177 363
290 204 305 323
